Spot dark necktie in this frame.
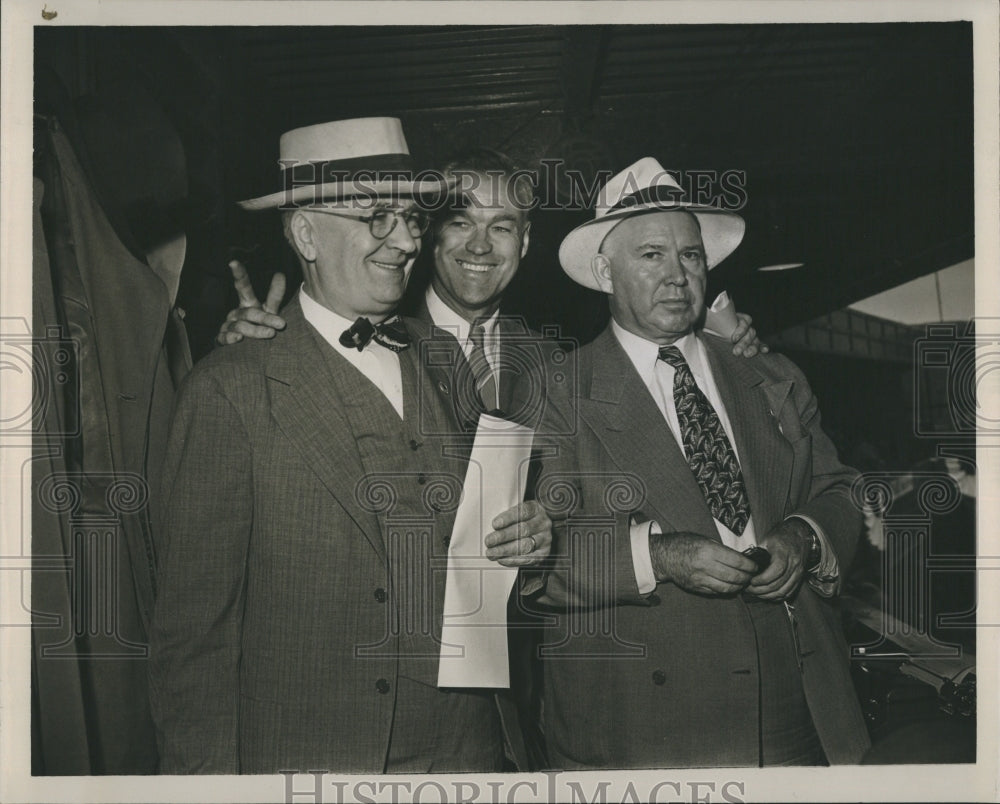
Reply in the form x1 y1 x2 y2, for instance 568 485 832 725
658 345 751 535
468 320 500 413
339 315 410 352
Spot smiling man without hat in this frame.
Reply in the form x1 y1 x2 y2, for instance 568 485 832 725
532 157 869 768
147 118 552 774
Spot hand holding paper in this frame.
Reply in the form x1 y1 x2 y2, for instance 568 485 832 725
437 414 537 688
484 500 552 567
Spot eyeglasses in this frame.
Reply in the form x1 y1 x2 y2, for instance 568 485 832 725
307 206 431 239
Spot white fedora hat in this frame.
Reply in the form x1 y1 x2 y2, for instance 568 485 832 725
238 117 452 211
558 157 745 290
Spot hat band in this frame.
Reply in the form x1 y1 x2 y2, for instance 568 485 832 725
608 184 686 212
279 153 416 190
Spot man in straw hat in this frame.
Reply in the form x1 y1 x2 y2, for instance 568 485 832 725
530 157 869 767
148 118 553 773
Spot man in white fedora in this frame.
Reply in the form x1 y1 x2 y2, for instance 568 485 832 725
147 118 553 774
531 157 870 767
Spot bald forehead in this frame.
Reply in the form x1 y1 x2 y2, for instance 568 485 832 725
602 210 703 255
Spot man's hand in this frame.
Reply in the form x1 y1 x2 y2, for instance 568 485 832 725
484 500 552 567
730 312 768 358
650 531 757 595
215 260 288 345
746 519 812 600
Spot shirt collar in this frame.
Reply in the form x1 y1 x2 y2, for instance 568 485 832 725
424 284 500 344
610 319 705 381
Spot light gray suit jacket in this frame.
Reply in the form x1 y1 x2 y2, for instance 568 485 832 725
533 324 870 768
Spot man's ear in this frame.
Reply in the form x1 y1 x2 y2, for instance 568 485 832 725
519 222 531 259
591 253 613 294
289 211 318 263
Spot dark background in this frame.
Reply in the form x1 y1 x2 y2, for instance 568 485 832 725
34 22 975 470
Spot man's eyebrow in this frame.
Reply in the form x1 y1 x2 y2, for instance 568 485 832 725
631 240 705 252
442 210 519 222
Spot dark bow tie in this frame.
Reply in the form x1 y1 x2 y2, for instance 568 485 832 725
339 316 410 352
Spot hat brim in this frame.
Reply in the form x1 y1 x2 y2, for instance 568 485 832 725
238 177 456 211
559 202 745 290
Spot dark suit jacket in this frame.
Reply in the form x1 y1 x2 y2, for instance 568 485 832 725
33 122 188 774
407 295 554 771
533 324 870 768
407 294 552 431
148 299 470 773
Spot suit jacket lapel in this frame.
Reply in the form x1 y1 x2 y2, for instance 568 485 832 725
414 296 529 423
701 336 794 533
418 323 480 433
495 315 532 415
265 299 386 561
579 326 717 536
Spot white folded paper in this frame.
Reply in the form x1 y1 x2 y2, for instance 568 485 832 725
703 291 739 339
437 414 534 688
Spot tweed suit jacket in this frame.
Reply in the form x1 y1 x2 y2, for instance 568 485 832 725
532 324 871 769
148 298 470 773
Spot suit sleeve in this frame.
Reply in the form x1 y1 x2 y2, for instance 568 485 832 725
772 353 862 574
147 366 254 773
527 390 649 610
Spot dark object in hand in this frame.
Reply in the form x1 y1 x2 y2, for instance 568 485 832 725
742 545 771 574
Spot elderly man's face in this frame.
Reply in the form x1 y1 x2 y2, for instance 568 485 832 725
432 173 530 322
302 200 420 320
601 210 707 344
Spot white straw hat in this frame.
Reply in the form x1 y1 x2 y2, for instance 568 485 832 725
558 157 745 289
238 117 452 211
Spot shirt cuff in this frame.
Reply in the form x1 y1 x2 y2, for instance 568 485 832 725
786 513 840 597
631 519 658 596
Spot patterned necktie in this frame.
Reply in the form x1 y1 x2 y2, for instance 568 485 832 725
468 320 500 413
339 315 410 352
658 345 751 535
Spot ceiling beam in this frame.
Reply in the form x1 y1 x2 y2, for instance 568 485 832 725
559 26 609 125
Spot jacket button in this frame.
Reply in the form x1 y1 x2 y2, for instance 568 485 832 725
409 439 421 450
373 588 387 603
437 381 450 395
375 678 390 694
417 473 427 485
652 670 666 685
647 593 661 607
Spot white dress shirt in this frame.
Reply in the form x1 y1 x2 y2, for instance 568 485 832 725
610 321 838 595
424 285 501 372
299 286 404 419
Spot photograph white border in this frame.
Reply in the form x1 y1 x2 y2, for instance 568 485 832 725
2 2 998 802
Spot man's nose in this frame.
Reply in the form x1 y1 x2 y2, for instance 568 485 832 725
660 254 687 285
465 226 493 255
385 215 419 254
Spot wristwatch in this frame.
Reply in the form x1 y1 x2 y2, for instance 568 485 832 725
799 521 822 574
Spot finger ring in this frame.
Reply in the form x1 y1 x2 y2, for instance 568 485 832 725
526 535 537 552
